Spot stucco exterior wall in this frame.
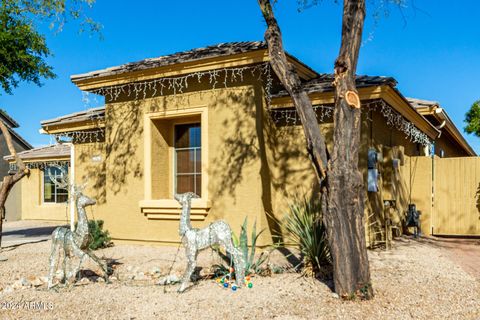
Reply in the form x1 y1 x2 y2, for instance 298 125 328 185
74 74 280 246
361 108 433 245
19 168 69 221
67 70 469 247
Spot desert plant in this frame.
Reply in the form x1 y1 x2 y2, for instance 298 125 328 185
213 217 269 276
273 194 331 276
75 219 112 250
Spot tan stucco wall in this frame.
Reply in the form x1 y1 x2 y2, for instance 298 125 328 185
19 168 69 221
361 108 433 245
74 75 282 246
68 67 471 247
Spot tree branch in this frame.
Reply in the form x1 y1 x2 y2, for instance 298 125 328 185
258 0 329 181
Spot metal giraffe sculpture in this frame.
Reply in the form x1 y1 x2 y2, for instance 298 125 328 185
175 192 246 292
47 166 109 289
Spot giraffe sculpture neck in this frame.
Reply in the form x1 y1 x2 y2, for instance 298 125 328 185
179 199 192 237
74 193 90 248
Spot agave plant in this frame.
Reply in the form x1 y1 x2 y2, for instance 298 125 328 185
273 193 331 276
236 217 269 275
213 217 269 276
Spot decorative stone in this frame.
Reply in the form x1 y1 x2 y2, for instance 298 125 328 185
150 267 161 274
12 278 29 289
134 272 146 281
75 277 90 286
4 285 13 293
157 275 180 285
30 277 43 287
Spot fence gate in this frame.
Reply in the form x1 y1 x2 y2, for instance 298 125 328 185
432 157 480 236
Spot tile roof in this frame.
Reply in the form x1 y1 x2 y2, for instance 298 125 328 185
406 98 440 109
71 41 271 82
41 106 105 127
272 74 397 97
4 144 70 161
0 110 19 128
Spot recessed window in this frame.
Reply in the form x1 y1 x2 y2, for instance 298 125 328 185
174 123 201 196
43 165 69 203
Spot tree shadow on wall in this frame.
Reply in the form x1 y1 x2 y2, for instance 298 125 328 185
105 101 143 195
208 84 322 243
77 100 143 203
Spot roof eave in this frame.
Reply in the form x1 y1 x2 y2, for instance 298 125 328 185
71 49 318 92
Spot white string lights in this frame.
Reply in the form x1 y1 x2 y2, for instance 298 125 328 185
87 62 273 104
269 99 431 147
52 129 105 143
9 160 70 171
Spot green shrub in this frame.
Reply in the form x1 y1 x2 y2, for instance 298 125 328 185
76 220 112 250
88 220 112 250
274 194 331 276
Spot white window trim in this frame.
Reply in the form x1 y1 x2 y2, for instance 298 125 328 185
41 166 69 205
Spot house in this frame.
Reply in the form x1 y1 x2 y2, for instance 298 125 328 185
0 110 33 221
4 144 70 221
12 41 478 245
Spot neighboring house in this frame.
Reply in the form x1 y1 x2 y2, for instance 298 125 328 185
0 110 33 221
4 144 70 221
19 41 476 245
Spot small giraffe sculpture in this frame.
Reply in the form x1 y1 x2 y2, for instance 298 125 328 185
175 192 245 292
47 166 109 289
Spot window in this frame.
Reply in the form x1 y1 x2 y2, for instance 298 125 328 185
174 123 201 196
43 165 69 203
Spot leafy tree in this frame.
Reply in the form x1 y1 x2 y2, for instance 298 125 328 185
0 0 99 254
0 0 100 94
464 100 480 137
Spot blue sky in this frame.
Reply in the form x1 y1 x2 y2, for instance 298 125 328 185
1 0 479 153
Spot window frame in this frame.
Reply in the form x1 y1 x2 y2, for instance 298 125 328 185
173 122 202 196
143 106 209 202
42 165 69 204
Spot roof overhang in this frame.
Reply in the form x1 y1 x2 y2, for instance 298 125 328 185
271 84 440 140
71 49 318 92
415 105 476 156
42 119 105 134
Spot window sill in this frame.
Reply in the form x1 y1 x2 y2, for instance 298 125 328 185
139 199 211 221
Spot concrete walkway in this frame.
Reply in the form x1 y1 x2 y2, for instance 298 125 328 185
1 220 64 248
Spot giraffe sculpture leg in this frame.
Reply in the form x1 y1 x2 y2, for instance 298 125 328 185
85 250 109 281
47 237 61 289
178 244 197 293
223 239 246 286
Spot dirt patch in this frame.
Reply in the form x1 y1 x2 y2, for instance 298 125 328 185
0 237 478 319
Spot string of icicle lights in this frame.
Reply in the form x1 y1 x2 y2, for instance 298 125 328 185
270 99 432 147
86 62 273 105
52 129 105 143
9 160 70 171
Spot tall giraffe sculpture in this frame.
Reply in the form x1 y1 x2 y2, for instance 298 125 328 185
47 166 109 289
175 192 246 292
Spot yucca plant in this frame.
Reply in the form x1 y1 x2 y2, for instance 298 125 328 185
273 194 331 276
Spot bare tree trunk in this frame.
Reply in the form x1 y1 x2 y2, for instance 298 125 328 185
0 120 29 250
258 0 328 180
325 0 373 299
258 0 373 299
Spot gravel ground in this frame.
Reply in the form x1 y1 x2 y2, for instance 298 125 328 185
0 236 479 320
